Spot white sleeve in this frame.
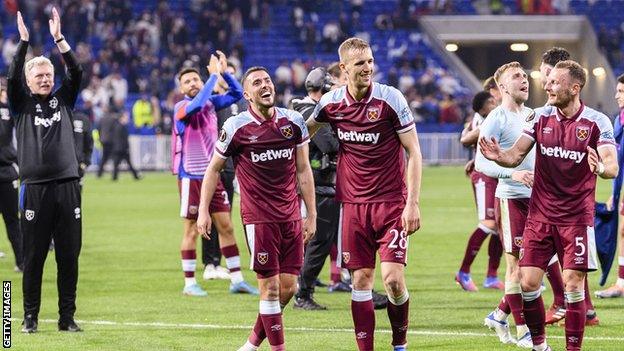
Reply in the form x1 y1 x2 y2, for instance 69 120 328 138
475 114 514 179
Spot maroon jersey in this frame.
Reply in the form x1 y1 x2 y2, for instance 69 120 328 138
522 104 616 225
215 107 309 224
311 82 415 203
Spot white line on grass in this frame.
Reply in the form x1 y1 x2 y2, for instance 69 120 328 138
13 319 624 342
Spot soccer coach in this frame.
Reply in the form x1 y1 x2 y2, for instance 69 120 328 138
8 8 84 333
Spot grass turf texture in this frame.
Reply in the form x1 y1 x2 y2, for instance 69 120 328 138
0 167 623 350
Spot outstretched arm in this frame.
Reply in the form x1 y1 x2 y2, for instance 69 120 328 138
479 134 534 168
7 11 30 114
177 55 220 119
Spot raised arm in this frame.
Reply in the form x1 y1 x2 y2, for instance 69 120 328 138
51 7 83 107
296 143 317 243
479 134 534 168
210 51 244 110
7 11 30 114
399 128 422 234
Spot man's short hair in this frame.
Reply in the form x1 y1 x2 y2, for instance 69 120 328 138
327 62 341 79
338 37 370 62
472 91 493 113
242 66 270 86
177 67 200 82
542 47 570 67
24 56 54 77
493 61 523 86
617 73 624 85
483 76 498 91
554 60 586 90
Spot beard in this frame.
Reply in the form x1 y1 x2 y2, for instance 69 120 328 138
550 90 573 108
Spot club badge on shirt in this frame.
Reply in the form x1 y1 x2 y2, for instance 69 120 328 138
367 107 380 121
576 126 589 141
279 125 293 139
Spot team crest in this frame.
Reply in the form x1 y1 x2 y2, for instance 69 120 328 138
367 107 380 121
257 252 269 265
525 111 535 122
576 126 589 141
279 125 293 139
189 206 198 215
25 210 35 221
219 129 227 142
514 236 523 248
342 252 350 264
49 97 58 109
486 208 495 218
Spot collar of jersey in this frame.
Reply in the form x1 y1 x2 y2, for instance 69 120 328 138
344 83 373 106
248 107 277 124
555 101 584 122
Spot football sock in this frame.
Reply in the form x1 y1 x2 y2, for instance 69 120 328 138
387 291 409 346
352 289 375 351
546 258 565 306
565 291 585 351
259 300 284 350
522 289 546 346
487 233 502 277
505 281 525 325
248 314 266 347
222 244 244 284
494 295 511 321
459 226 489 273
181 250 197 287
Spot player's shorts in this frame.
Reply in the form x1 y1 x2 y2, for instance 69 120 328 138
495 197 530 254
244 220 304 278
470 171 497 221
178 177 230 220
519 219 598 272
338 201 407 270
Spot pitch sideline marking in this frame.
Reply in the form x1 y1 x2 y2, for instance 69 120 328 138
11 318 624 341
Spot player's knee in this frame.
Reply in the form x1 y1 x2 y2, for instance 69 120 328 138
383 274 405 295
262 280 280 300
480 220 496 232
520 278 541 292
562 271 585 292
352 269 374 290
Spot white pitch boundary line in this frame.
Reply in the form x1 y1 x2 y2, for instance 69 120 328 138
11 319 624 342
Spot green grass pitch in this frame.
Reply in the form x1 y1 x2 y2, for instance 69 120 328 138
0 167 622 350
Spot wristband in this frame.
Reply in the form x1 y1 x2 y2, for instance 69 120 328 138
597 162 605 175
55 36 65 43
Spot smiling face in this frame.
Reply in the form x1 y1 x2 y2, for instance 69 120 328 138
179 71 203 98
340 47 374 91
499 66 529 104
243 69 275 109
26 63 55 96
544 67 578 108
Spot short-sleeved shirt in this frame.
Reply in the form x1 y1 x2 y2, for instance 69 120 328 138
522 103 616 226
216 107 309 224
477 105 535 199
311 82 415 203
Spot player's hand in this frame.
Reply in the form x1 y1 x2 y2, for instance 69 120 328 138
303 214 317 244
511 170 534 188
17 11 29 41
48 7 62 41
401 202 421 235
216 50 227 73
207 54 219 76
478 137 502 161
464 159 475 176
196 210 212 240
587 146 599 174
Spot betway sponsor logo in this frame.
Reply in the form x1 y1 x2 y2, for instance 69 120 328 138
251 148 293 162
336 128 380 144
34 111 61 127
540 145 586 164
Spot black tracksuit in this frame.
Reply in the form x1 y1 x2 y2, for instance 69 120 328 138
0 100 22 269
73 111 93 182
291 96 341 299
111 119 139 180
8 40 83 323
